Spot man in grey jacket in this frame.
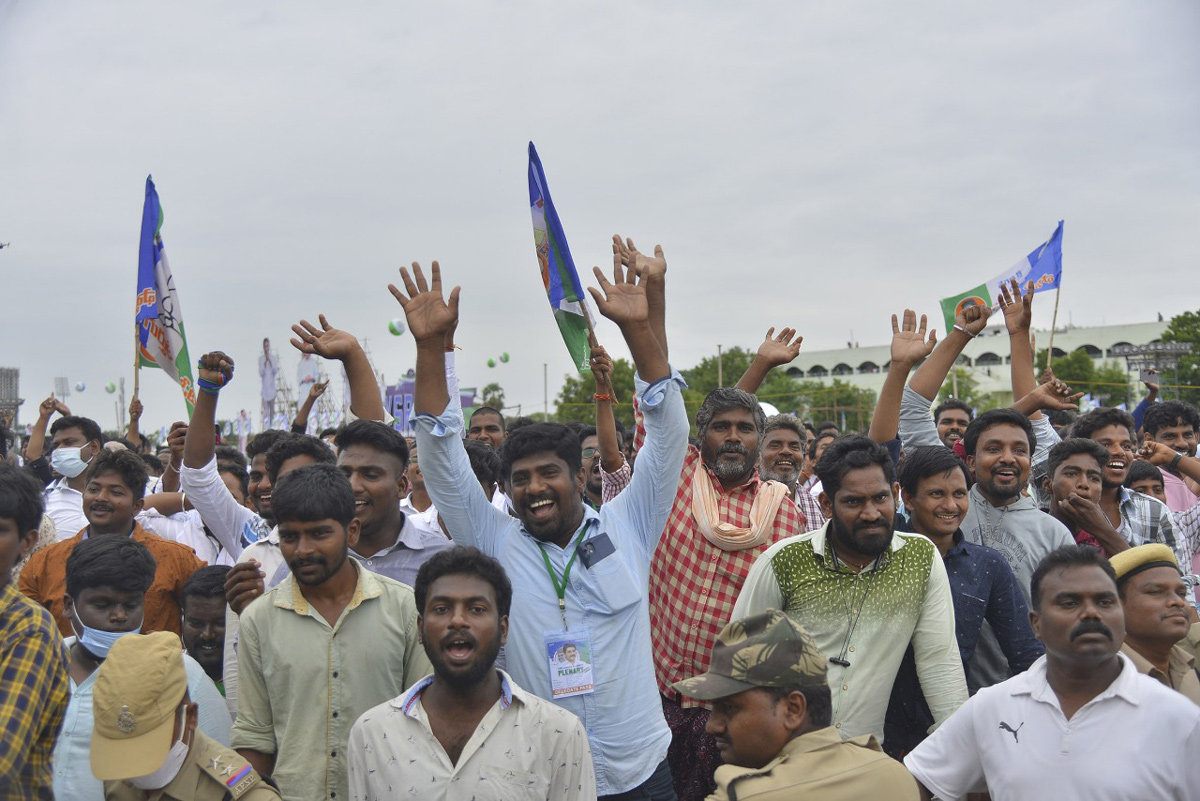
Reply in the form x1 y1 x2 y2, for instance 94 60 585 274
959 409 1073 689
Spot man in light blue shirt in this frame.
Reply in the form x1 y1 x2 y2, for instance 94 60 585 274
396 258 688 798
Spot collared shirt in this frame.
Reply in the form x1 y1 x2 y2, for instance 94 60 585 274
905 654 1200 800
732 522 967 740
708 726 919 801
348 670 596 801
180 457 270 556
55 636 231 801
104 730 280 801
414 372 689 795
42 478 87 541
222 531 286 720
233 562 431 801
1121 643 1200 705
1112 486 1185 565
400 495 445 541
600 461 632 504
1161 467 1199 515
138 508 236 566
18 524 204 637
0 583 68 800
349 513 452 587
651 445 806 708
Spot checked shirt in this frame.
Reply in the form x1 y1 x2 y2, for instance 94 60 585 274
650 444 806 708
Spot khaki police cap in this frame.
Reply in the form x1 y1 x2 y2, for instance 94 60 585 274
1110 543 1180 585
91 631 189 781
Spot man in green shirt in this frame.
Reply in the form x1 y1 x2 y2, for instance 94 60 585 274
231 462 430 801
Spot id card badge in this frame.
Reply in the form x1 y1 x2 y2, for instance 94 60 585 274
544 629 595 699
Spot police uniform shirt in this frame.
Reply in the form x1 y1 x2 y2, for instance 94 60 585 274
104 730 280 801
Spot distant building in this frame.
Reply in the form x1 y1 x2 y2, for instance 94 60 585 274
784 321 1167 407
0 366 20 426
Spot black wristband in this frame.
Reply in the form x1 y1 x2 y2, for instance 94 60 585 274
1170 451 1183 471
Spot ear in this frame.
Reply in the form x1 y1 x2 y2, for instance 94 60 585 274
63 593 76 622
1029 609 1041 640
396 473 411 498
900 487 913 510
417 614 424 645
132 496 145 515
499 614 509 647
891 482 901 509
18 527 39 563
575 468 586 494
966 454 977 474
345 518 361 548
781 689 808 734
818 492 832 519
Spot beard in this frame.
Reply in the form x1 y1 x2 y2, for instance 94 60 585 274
704 443 757 483
829 510 893 562
427 637 502 690
760 462 800 490
288 550 348 586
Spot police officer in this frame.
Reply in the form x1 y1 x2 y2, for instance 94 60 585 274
91 631 280 800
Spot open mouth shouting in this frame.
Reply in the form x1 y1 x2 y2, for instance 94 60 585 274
442 634 477 665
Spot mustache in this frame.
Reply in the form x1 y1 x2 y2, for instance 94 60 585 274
289 556 327 569
719 443 750 456
1071 620 1113 641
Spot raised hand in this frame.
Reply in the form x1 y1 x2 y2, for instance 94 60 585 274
290 315 360 361
998 278 1034 336
613 235 666 282
957 299 994 337
129 398 144 421
388 261 460 344
307 380 329 402
1031 379 1083 411
166 421 188 460
589 261 649 328
1141 368 1161 395
1139 438 1178 466
755 327 803 368
38 394 57 419
591 345 615 395
197 352 235 387
890 309 937 366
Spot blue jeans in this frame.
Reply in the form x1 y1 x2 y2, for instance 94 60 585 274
601 759 677 801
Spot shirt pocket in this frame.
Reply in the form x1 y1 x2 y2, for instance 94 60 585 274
953 592 988 631
480 766 550 799
586 543 642 614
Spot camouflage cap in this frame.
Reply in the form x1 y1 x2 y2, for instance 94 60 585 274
671 610 828 700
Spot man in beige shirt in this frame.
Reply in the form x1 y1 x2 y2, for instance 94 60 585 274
1110 544 1200 704
673 610 918 801
348 546 594 800
232 464 430 801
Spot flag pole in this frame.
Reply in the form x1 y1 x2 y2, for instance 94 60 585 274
1044 285 1062 372
132 320 141 399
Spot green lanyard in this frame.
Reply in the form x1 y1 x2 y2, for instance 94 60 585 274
537 520 594 630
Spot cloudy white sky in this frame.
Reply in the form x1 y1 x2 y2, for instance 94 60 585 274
2 1 1197 434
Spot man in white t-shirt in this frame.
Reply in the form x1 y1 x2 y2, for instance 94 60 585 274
905 545 1200 800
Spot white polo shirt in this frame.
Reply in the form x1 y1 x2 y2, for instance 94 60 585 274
905 653 1200 800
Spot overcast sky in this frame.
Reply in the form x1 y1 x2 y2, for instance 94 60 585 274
2 1 1198 435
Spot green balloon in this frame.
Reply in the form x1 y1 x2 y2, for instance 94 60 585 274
487 358 496 368
499 352 510 363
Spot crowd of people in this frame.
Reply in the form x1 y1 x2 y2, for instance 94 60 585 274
2 238 1200 800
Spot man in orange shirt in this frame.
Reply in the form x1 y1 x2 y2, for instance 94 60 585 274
19 449 204 636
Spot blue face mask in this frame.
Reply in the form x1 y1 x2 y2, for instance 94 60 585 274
51 445 92 479
71 611 138 659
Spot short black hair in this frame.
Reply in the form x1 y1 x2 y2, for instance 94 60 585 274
814 435 894 500
1030 545 1118 609
50 415 102 446
933 398 974 424
764 684 832 728
319 427 339 439
265 433 338 485
182 565 231 606
87 449 149 501
1070 407 1135 442
815 421 838 435
215 446 249 474
66 536 157 599
1125 460 1164 488
577 425 598 443
962 409 1035 457
0 463 45 535
335 420 410 473
505 416 537 436
465 439 502 489
217 463 250 501
246 430 288 461
413 546 513 618
271 462 356 526
807 431 837 460
1045 438 1109 482
1048 409 1077 429
500 423 581 481
470 406 506 431
897 446 970 497
1143 400 1200 436
139 453 164 475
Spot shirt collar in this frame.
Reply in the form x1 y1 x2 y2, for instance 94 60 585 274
1016 652 1141 708
275 559 381 616
395 669 520 717
809 521 906 569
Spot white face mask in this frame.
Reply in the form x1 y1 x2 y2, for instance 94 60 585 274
128 706 190 790
50 444 92 478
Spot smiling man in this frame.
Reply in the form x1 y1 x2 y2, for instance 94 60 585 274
1143 401 1200 514
20 449 205 638
348 547 596 800
932 399 973 449
734 436 967 743
758 414 825 528
958 408 1074 690
1110 544 1200 704
675 610 918 801
402 255 688 799
232 463 429 801
180 565 230 692
905 546 1200 800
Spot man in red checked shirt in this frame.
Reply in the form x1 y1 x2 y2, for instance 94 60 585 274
648 329 807 801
